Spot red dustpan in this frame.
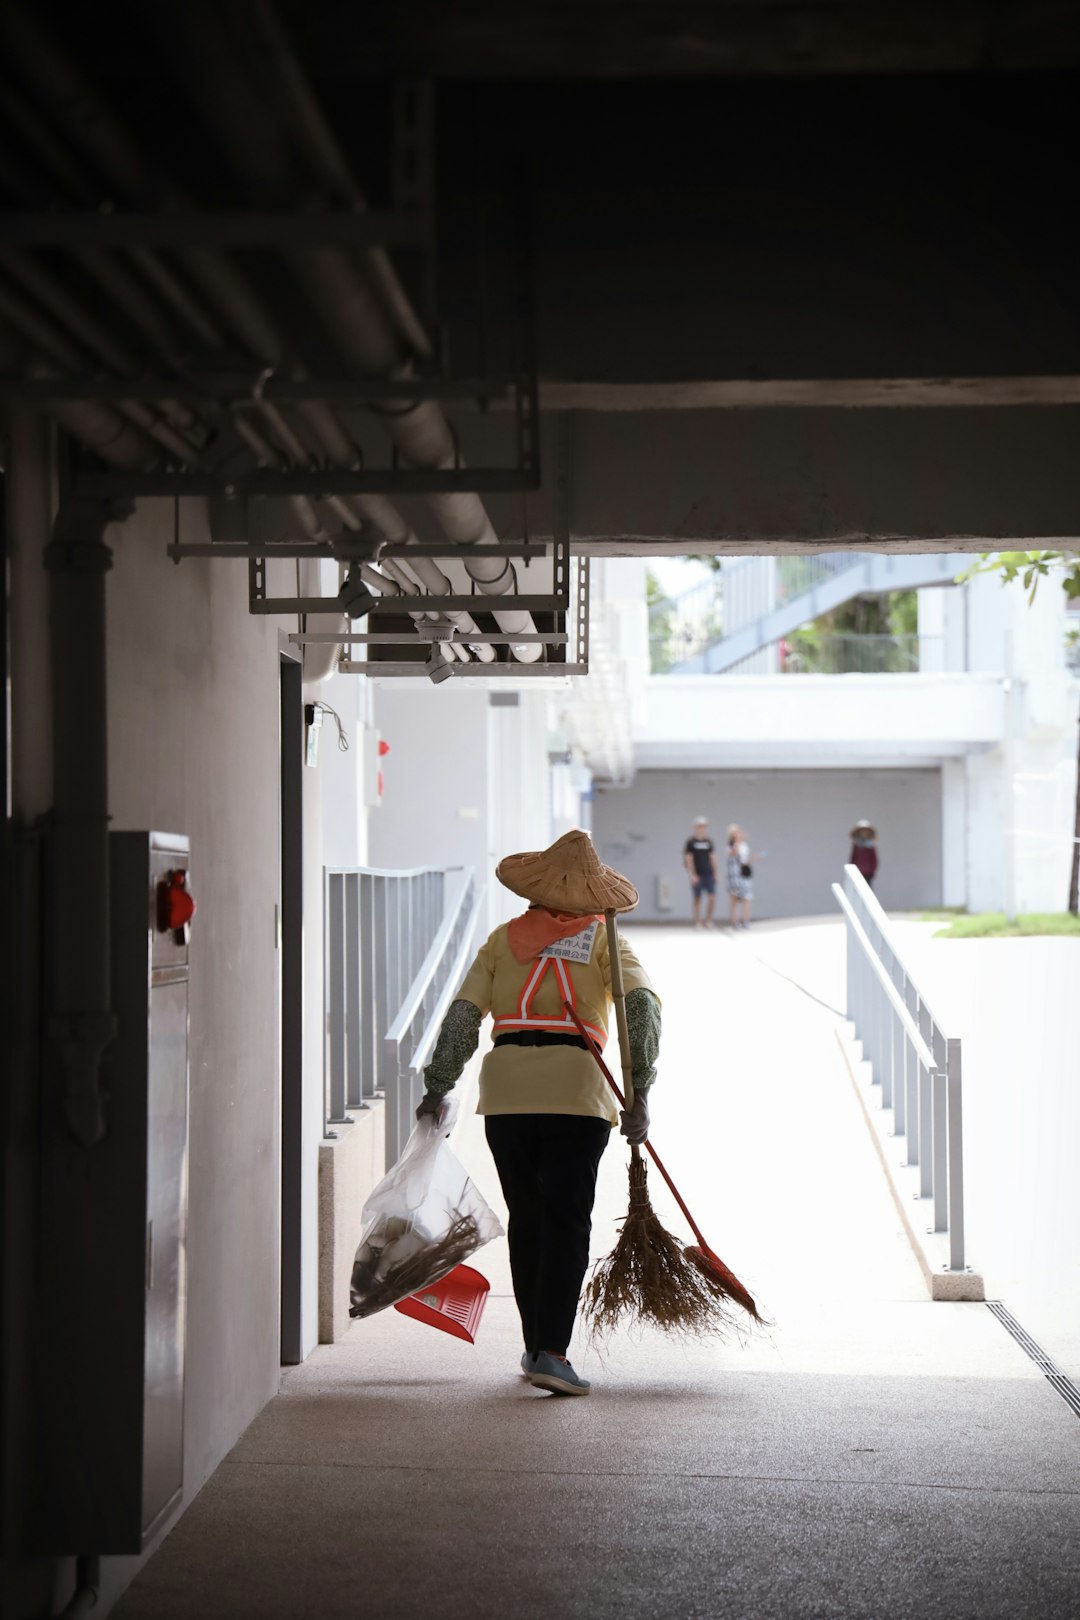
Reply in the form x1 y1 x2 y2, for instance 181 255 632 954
394 1263 491 1342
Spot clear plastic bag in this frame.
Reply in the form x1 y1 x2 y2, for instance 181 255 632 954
349 1098 504 1319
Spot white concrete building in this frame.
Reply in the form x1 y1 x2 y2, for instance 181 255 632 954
597 558 1080 920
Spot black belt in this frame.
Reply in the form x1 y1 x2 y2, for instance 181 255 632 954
493 1032 588 1050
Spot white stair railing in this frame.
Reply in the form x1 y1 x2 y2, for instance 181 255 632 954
832 865 973 1285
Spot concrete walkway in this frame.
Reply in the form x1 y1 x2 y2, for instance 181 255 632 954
115 926 1080 1620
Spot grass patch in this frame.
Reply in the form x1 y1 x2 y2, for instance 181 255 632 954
932 911 1080 939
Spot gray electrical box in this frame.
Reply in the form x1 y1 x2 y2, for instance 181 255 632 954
39 832 190 1552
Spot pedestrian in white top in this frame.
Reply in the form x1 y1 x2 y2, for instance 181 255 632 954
726 823 753 930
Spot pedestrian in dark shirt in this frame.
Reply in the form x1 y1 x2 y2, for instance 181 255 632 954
850 820 879 888
683 816 719 928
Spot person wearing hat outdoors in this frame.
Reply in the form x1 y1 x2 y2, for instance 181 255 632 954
415 830 661 1397
683 815 719 928
850 820 879 889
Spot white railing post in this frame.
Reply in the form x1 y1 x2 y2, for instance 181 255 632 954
326 872 347 1125
946 1039 966 1272
345 872 361 1107
932 1069 949 1233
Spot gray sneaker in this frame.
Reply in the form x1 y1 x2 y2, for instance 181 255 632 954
528 1352 590 1396
520 1351 536 1376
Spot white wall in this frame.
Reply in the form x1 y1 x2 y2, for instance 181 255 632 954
369 684 493 877
486 692 554 929
370 684 559 935
317 670 371 870
4 486 368 1617
957 571 1080 914
638 572 1078 915
70 498 326 1612
594 766 943 919
895 929 1080 1377
636 672 1004 769
106 502 288 1469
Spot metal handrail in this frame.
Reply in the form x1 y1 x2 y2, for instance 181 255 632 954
385 869 481 1055
410 902 485 1073
383 870 485 1164
323 862 488 1165
832 865 967 1275
832 886 935 1072
324 863 448 1136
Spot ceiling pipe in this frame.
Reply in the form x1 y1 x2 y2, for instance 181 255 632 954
127 246 225 352
347 536 477 666
0 123 219 447
0 318 157 469
0 2 510 669
0 23 348 672
163 4 543 662
0 267 202 465
293 396 496 659
0 126 205 424
0 1 207 383
77 248 203 404
0 4 149 201
0 245 206 458
244 0 433 362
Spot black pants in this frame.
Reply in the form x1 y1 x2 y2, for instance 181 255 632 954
485 1113 611 1357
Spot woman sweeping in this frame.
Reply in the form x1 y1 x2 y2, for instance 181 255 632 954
415 830 661 1396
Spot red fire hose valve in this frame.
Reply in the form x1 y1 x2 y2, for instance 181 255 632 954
158 869 196 943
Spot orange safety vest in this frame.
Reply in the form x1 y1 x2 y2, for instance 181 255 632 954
491 951 608 1050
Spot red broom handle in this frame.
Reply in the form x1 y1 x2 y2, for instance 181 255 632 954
563 995 710 1254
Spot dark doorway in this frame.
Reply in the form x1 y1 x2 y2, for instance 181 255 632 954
279 652 304 1365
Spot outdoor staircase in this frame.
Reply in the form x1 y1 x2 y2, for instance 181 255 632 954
668 552 969 674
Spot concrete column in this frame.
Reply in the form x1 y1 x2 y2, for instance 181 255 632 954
941 759 967 908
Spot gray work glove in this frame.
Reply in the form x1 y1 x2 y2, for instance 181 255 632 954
415 1090 444 1121
619 1092 650 1146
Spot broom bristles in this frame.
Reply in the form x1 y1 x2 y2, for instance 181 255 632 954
585 1156 755 1339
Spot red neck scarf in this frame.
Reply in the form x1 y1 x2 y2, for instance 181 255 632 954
506 907 603 965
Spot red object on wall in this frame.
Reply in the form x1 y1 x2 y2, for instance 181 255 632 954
157 869 196 936
378 739 391 757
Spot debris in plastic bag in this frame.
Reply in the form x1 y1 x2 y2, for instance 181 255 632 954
349 1110 503 1320
350 1213 484 1319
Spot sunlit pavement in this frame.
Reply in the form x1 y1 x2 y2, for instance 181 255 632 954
116 923 1080 1620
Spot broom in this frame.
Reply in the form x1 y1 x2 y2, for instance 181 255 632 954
569 909 762 1338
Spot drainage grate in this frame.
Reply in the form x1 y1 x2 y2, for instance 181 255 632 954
987 1301 1080 1421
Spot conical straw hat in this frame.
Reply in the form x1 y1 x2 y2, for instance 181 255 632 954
496 829 638 914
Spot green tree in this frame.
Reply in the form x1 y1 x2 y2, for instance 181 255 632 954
785 589 918 672
960 552 1080 914
646 569 676 674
